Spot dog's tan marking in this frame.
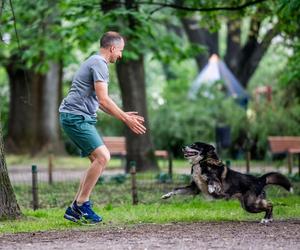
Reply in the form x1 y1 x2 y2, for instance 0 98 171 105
192 164 211 197
221 166 227 180
206 158 222 166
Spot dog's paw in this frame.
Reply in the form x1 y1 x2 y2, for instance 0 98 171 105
260 218 273 224
208 185 215 194
161 192 173 199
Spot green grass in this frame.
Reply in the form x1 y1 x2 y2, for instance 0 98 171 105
1 178 300 234
5 154 124 169
5 154 172 170
0 195 299 234
5 154 288 171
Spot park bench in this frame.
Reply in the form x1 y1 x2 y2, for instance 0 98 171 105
268 136 300 174
102 136 172 170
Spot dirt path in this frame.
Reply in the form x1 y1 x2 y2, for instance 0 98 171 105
1 220 299 250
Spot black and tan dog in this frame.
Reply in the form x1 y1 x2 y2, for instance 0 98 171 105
161 142 293 223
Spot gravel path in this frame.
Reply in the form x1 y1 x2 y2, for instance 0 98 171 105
1 220 299 250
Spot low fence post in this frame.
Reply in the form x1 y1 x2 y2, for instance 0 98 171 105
298 153 300 176
288 153 292 174
48 154 53 185
130 161 138 205
168 151 173 181
32 165 39 210
246 151 251 173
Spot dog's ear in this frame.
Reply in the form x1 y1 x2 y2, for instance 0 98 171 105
208 145 215 152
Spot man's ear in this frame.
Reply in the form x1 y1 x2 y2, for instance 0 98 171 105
110 45 115 52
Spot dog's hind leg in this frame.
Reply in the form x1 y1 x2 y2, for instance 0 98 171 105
161 181 200 199
260 201 273 224
241 195 273 224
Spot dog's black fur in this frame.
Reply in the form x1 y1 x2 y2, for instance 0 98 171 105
162 142 293 223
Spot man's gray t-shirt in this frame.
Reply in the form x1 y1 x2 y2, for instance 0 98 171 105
59 54 109 117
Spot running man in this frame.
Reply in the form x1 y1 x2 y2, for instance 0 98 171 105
59 31 146 224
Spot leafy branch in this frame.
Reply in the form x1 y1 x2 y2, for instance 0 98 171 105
113 0 268 12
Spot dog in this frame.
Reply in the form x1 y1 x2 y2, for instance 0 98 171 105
161 142 293 223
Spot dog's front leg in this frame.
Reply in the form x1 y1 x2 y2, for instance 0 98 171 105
161 181 200 199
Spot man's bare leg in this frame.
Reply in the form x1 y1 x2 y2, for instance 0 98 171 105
73 155 94 203
76 145 110 203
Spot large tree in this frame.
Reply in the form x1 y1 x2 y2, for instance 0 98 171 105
0 121 21 219
101 0 159 172
0 0 65 155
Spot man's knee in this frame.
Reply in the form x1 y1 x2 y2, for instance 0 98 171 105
91 146 111 166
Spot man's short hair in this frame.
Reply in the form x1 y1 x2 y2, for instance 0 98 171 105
100 31 124 48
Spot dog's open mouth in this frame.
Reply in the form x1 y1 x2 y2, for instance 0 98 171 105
184 151 198 158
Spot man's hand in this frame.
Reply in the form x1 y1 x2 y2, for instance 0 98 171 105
124 112 146 134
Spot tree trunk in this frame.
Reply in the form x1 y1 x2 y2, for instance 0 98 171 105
116 58 158 172
5 61 64 155
0 122 21 219
41 62 64 153
181 17 219 70
224 20 241 75
224 17 279 88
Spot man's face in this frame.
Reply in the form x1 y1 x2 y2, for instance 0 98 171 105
109 39 125 63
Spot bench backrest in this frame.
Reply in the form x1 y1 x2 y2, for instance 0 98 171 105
103 136 126 155
268 136 300 154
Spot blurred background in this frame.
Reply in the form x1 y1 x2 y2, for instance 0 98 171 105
0 0 300 210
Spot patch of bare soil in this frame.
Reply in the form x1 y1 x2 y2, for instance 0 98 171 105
0 220 300 250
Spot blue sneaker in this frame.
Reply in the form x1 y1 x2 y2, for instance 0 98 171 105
64 205 81 223
73 201 102 224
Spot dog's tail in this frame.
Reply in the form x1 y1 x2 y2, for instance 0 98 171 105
260 172 293 192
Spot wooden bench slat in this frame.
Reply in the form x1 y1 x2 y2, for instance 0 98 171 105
103 136 169 159
268 136 300 154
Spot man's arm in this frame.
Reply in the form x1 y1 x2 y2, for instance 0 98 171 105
94 81 146 135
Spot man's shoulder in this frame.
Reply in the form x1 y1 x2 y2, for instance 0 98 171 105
87 54 107 65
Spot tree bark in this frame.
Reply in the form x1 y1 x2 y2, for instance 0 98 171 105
224 19 241 74
41 62 64 153
0 122 21 219
181 17 219 70
235 21 279 87
224 17 279 88
116 58 158 172
5 60 64 155
103 0 158 172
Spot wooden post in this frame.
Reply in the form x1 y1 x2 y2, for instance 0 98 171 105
32 165 39 210
130 161 138 205
298 153 300 176
48 154 53 185
168 151 173 181
246 151 251 173
288 152 292 174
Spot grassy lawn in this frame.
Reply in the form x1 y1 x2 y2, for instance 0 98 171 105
5 154 178 170
0 195 299 234
0 176 299 234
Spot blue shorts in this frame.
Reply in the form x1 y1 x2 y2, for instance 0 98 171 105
59 112 104 157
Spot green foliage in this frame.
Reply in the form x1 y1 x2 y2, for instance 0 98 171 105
246 102 300 157
150 62 247 156
279 42 300 105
